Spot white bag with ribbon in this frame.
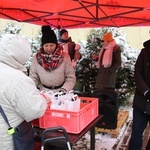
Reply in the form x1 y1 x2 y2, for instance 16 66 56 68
41 90 80 112
66 94 80 112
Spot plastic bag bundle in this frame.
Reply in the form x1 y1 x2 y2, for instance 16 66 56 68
40 90 81 112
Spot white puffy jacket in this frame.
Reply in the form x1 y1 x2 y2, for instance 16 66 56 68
0 34 47 150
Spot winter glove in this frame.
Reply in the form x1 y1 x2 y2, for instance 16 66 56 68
54 88 67 97
145 90 150 99
59 88 67 93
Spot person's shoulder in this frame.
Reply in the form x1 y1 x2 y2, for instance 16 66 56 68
11 68 30 83
32 53 37 60
63 51 70 58
63 52 72 61
142 47 149 51
137 48 149 59
75 43 81 50
58 41 63 44
113 44 121 52
140 47 149 54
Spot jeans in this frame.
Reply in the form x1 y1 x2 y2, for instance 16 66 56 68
128 109 150 150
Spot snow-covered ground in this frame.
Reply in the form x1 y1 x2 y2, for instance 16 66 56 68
73 106 133 150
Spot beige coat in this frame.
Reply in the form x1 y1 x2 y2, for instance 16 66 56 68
29 52 76 92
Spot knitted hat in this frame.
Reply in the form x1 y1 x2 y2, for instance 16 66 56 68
41 25 57 46
102 32 113 42
59 29 68 37
143 39 150 48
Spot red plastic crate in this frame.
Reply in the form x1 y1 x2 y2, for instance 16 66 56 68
33 97 98 134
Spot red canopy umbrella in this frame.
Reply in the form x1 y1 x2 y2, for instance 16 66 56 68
0 0 150 29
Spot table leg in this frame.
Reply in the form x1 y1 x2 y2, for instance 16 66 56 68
90 126 95 150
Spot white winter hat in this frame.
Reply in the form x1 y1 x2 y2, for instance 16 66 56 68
0 34 31 65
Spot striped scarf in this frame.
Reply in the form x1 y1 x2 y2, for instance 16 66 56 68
36 45 64 72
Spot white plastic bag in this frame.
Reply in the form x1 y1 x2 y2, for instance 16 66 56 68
66 94 80 112
41 90 80 112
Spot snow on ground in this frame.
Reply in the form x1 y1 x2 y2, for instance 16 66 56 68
73 106 133 150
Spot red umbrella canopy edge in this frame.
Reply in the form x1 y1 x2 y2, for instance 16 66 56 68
0 0 150 29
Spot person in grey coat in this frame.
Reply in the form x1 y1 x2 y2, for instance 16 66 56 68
92 32 121 91
29 26 76 93
128 39 150 150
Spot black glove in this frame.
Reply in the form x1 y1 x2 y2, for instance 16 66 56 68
54 88 66 97
145 90 150 99
58 88 67 95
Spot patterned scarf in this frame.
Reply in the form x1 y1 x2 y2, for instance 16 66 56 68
36 45 64 72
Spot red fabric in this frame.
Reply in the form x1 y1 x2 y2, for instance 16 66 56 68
34 142 41 150
0 0 149 28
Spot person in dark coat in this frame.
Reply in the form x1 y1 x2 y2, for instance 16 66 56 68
128 39 150 150
58 29 81 67
92 32 121 91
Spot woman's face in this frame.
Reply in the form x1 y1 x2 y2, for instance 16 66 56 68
43 43 57 54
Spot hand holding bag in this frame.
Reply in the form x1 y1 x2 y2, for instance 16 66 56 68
0 105 35 150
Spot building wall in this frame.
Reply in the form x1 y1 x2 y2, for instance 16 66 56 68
122 27 150 50
0 18 149 50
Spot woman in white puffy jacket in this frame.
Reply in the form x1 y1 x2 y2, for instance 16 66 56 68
0 34 49 150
